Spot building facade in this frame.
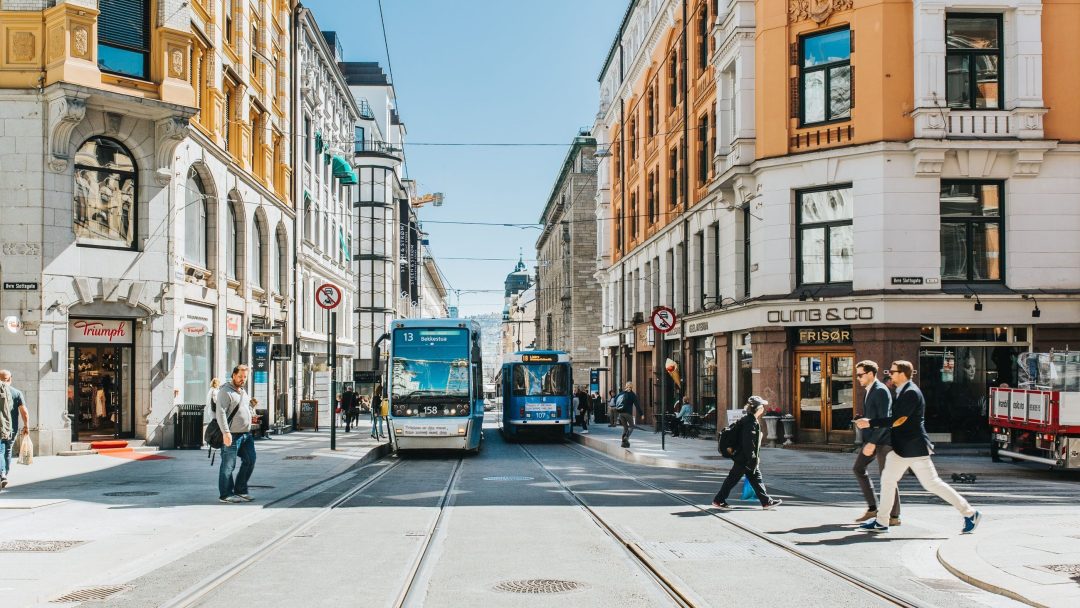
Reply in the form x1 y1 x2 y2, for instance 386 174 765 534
535 133 602 387
501 257 535 356
293 20 359 414
595 0 1080 446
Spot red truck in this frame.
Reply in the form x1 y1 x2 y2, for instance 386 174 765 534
989 352 1080 469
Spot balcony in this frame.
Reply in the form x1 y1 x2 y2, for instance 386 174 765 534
353 139 403 163
358 98 375 120
913 107 1047 140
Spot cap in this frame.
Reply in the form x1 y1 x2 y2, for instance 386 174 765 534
747 396 769 409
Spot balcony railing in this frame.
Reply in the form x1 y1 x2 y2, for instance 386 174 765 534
355 139 403 156
358 98 375 120
947 111 1011 138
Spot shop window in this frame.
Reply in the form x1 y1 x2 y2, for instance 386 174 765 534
945 15 1002 110
184 172 209 268
940 181 1003 282
797 186 854 285
694 338 716 413
73 137 137 250
98 0 150 79
919 345 1021 442
800 27 852 125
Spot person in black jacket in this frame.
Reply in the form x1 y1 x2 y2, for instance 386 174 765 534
851 360 901 525
711 396 782 510
856 360 981 534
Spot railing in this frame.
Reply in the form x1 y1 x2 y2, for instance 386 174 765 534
946 110 1011 138
355 139 402 155
358 98 375 120
790 124 854 151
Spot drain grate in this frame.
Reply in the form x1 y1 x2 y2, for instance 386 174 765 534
0 540 86 553
103 491 159 497
637 541 787 560
493 579 584 594
285 455 316 460
51 585 133 603
483 476 534 481
1042 563 1080 576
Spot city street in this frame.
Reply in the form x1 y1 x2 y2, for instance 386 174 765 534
2 417 1075 607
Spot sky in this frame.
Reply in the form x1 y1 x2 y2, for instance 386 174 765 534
304 0 627 315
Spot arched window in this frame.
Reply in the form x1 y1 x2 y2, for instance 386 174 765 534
73 137 137 249
270 228 283 294
226 203 239 279
184 172 208 267
252 216 265 289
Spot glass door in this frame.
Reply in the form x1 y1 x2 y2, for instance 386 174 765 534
795 351 855 444
827 354 855 443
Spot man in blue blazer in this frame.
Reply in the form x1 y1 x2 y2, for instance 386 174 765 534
851 360 900 525
855 360 980 534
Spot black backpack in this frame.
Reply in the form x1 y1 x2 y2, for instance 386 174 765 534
205 401 241 450
716 416 744 459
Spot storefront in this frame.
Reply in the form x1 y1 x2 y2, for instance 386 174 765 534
792 326 856 445
67 318 135 441
180 304 214 410
693 336 717 414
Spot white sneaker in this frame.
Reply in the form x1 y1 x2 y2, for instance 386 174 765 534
581 430 589 434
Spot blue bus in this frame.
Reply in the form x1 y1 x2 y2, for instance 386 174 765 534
387 319 484 453
500 351 573 441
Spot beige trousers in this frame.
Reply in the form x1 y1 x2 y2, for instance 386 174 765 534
877 450 975 523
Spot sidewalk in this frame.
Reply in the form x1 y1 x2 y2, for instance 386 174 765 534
573 423 1079 608
0 424 390 607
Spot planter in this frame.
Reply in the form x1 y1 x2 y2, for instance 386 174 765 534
781 416 795 445
762 415 780 447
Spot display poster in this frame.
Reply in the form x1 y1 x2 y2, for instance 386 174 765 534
313 371 332 427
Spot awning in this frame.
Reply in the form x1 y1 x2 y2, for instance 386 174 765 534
332 155 358 185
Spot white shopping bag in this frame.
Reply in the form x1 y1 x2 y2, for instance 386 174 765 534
17 434 33 465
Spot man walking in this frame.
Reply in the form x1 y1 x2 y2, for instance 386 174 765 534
217 365 258 504
614 382 639 448
0 370 29 489
711 396 782 510
856 361 980 533
578 389 591 434
606 389 618 427
851 360 900 526
342 386 359 433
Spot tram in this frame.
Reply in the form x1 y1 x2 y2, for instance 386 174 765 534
386 319 485 453
500 350 573 441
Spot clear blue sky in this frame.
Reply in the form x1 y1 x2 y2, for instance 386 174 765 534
304 0 626 315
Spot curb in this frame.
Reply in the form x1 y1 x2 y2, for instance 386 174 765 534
58 446 162 457
936 532 1053 608
570 432 726 472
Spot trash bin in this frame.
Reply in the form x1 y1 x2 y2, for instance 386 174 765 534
174 404 206 449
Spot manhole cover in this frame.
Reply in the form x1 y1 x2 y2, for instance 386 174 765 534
285 456 316 460
637 541 787 560
1043 564 1080 576
51 585 133 603
0 540 86 553
102 491 159 497
493 579 584 594
483 476 534 481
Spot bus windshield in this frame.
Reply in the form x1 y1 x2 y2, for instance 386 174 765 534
392 328 470 401
512 363 568 397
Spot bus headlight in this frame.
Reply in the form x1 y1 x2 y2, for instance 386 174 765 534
457 424 467 435
406 409 414 416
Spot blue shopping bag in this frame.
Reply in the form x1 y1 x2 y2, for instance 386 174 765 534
740 476 757 501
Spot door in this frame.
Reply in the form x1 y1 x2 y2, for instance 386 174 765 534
795 351 855 444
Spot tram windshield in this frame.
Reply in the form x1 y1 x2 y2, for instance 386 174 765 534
512 363 569 397
391 328 471 401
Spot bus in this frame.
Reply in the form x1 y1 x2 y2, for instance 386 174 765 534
500 350 573 441
387 319 485 453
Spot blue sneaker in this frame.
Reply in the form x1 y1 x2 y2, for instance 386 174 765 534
962 511 981 534
859 519 889 532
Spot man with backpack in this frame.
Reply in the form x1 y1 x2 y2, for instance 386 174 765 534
711 396 782 510
216 365 258 504
614 382 639 448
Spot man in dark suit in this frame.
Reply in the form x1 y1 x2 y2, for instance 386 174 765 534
851 360 900 525
855 360 981 534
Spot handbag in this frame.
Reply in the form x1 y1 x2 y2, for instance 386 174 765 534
18 433 33 465
204 400 241 450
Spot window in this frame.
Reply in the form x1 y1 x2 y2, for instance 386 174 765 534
629 117 638 161
223 83 235 155
227 203 238 279
304 117 312 163
613 140 621 180
252 217 265 288
98 0 150 79
742 205 751 298
797 186 854 285
945 15 1002 110
668 147 679 209
272 231 283 294
73 137 137 249
355 126 366 153
184 172 208 267
697 114 709 186
668 52 678 109
698 5 710 73
646 170 657 224
940 181 1003 282
646 88 655 137
629 190 638 239
695 231 705 309
303 195 313 241
800 28 852 125
711 222 720 303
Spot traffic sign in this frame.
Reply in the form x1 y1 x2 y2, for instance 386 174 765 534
651 306 677 333
316 283 342 310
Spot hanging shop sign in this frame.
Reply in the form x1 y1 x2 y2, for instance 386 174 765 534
68 319 133 344
791 326 853 346
226 312 243 337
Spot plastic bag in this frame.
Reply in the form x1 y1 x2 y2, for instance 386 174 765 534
18 434 33 465
740 476 757 501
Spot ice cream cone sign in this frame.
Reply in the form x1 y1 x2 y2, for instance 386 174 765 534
665 358 682 388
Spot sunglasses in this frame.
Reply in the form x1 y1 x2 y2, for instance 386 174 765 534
854 372 872 378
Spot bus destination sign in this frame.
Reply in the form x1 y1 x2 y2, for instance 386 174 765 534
522 353 559 363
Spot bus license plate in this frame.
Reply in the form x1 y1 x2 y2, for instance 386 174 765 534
524 404 556 413
994 433 1009 443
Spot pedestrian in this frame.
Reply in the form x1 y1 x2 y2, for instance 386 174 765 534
856 360 980 533
711 396 782 510
675 398 694 437
342 386 359 433
0 370 29 490
614 382 640 448
578 389 591 434
206 377 221 422
851 360 901 526
572 389 581 430
606 389 618 427
370 381 385 440
216 365 258 504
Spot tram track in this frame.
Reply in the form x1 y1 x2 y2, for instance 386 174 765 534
393 457 464 608
558 441 934 608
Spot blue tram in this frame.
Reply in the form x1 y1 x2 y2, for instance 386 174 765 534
387 319 485 453
500 351 573 440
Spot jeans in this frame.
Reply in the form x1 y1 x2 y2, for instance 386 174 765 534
713 461 773 506
218 432 256 499
0 438 11 479
853 445 899 516
370 413 384 438
877 451 974 522
617 412 634 445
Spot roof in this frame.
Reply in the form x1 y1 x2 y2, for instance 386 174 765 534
340 62 391 86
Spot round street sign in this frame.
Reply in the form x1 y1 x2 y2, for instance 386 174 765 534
651 306 677 333
316 283 342 310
